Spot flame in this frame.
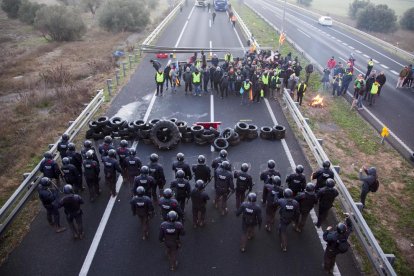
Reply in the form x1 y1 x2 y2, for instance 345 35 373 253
310 94 324 107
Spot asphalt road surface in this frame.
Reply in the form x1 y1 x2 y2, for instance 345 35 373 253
245 0 414 160
0 4 360 276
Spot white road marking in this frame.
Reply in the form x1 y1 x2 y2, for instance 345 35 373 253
337 39 342 43
297 28 311 38
342 42 348 46
391 70 399 75
355 50 362 54
380 64 389 69
363 54 369 58
209 40 212 58
373 59 379 63
175 5 196 48
348 46 354 50
210 94 215 152
209 19 211 28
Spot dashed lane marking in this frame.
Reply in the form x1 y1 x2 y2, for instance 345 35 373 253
355 50 362 54
348 46 354 50
363 54 369 58
380 64 389 69
391 70 399 75
297 28 311 38
373 59 379 63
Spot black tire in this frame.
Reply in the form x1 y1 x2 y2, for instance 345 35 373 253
88 120 99 130
222 127 235 140
133 120 145 129
182 136 194 143
150 120 181 150
120 119 129 129
213 138 229 151
246 124 258 140
86 129 94 139
139 124 153 139
228 133 240 146
201 131 216 143
260 126 274 140
96 116 109 127
102 125 113 135
169 118 178 124
273 125 286 140
149 119 160 126
110 117 123 129
128 121 137 132
142 138 153 145
210 127 220 137
111 131 120 138
194 135 208 145
92 131 104 141
175 121 188 134
119 128 130 136
182 130 193 139
235 122 249 135
228 131 240 142
191 125 204 136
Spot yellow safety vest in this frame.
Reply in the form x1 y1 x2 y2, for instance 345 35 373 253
225 53 233 62
368 60 374 67
156 72 164 83
371 84 379 94
192 72 201 83
262 74 269 85
275 68 281 76
298 83 307 92
243 82 251 90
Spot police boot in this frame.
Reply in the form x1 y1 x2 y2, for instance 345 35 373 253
55 225 67 233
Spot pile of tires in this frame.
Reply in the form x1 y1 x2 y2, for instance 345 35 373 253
150 120 181 150
86 116 138 141
260 125 286 140
192 125 220 146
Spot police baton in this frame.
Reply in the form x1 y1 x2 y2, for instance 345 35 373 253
203 176 214 189
226 190 235 201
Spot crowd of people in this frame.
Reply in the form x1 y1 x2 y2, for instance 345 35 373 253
38 133 359 273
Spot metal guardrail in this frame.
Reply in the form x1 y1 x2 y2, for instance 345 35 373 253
0 90 105 236
234 5 396 276
283 90 396 276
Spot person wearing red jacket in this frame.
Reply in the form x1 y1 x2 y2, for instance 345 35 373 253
327 56 336 77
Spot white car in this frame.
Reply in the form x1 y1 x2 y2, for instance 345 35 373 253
318 16 333 26
195 0 207 6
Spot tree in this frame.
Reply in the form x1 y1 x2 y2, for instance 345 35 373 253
18 0 44 25
348 0 370 19
356 4 397 33
34 5 86 41
82 0 102 15
296 0 312 7
1 0 22 18
98 0 150 33
400 7 414 31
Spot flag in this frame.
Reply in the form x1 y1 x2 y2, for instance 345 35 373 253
279 32 286 45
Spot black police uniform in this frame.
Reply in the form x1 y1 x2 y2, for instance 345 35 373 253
295 191 318 231
62 163 82 193
211 157 230 171
159 197 184 221
57 140 69 159
59 193 84 238
116 146 130 174
98 143 114 160
148 161 166 199
125 155 142 186
214 167 234 214
312 167 334 191
276 197 300 250
192 164 211 183
81 147 100 164
172 160 192 181
132 174 156 198
159 220 185 271
130 195 154 239
316 186 339 227
286 172 306 196
236 201 262 250
66 150 83 188
264 184 283 231
190 188 210 227
260 168 280 203
38 185 61 228
40 159 61 184
102 156 122 197
82 159 100 201
170 178 191 211
233 170 253 209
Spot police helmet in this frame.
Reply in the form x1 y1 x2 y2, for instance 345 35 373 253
283 188 293 198
62 133 69 141
296 165 304 174
167 210 178 222
63 184 74 194
198 155 206 164
129 148 136 156
177 153 185 161
305 183 315 193
150 153 159 162
195 180 205 190
141 166 149 175
85 150 94 160
68 143 75 151
108 149 116 158
176 169 185 179
219 150 228 158
104 136 112 144
44 152 53 159
163 188 173 199
120 140 128 147
336 222 347 234
247 192 257 202
268 160 276 169
241 163 249 172
221 161 231 170
323 160 331 169
136 186 145 196
326 178 335 188
62 157 70 165
39 177 51 187
272 175 281 186
84 140 92 148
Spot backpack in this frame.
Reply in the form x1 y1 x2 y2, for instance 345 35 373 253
281 200 295 222
243 206 256 225
369 179 379 192
336 239 350 254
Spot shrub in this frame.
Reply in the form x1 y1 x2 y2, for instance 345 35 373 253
1 0 22 18
81 0 102 15
348 0 370 19
98 0 150 32
356 4 397 33
18 0 44 25
400 7 414 31
34 5 86 41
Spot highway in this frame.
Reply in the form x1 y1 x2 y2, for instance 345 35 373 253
244 0 414 161
0 4 359 276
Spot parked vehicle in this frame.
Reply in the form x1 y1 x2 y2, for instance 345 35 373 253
318 16 333 26
214 0 228 11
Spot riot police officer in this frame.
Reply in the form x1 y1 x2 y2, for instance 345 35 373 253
148 153 166 200
211 150 230 171
159 188 184 221
59 184 84 239
192 155 211 183
61 157 82 193
170 170 191 211
214 161 234 215
40 151 62 187
57 133 69 159
82 150 101 202
286 164 306 196
159 211 185 271
116 139 129 177
81 140 99 165
264 176 284 232
172 153 192 180
190 180 210 228
130 186 154 240
98 136 115 160
132 166 155 198
316 178 339 228
66 143 83 190
312 160 334 191
124 148 142 188
233 163 253 209
295 183 318 232
236 192 262 252
102 149 122 197
276 188 300 252
260 160 281 204
38 177 66 233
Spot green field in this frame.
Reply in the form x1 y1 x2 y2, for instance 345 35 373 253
287 0 414 18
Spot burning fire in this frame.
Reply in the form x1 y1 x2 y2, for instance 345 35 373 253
309 94 324 107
